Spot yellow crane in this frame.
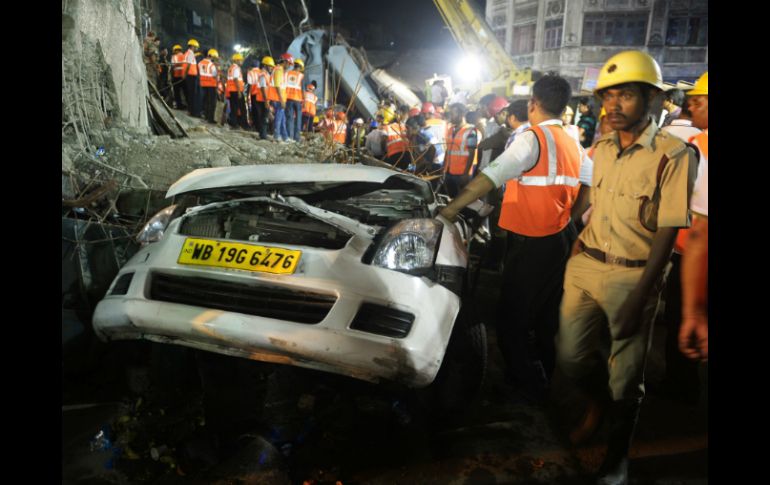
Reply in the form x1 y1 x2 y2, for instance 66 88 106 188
432 0 533 99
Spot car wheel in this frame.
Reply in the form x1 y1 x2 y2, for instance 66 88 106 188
418 302 487 419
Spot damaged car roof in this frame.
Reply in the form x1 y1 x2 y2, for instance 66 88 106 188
166 164 429 198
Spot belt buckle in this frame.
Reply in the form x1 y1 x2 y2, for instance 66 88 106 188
607 254 622 265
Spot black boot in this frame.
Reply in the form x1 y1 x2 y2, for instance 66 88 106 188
596 398 641 485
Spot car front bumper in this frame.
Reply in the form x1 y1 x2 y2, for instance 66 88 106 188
93 234 461 388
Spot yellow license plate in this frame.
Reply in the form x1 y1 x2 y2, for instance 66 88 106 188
177 238 302 275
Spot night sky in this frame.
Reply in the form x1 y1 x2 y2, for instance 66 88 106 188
308 0 486 51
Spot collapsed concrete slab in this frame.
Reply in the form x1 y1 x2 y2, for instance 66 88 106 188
62 0 149 134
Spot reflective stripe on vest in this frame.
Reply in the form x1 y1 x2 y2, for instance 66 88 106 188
198 59 217 87
333 120 347 144
285 70 304 101
445 125 477 175
385 122 407 157
269 66 284 102
184 49 197 76
171 53 186 77
302 91 317 116
248 68 267 101
498 125 582 237
226 64 244 94
425 119 447 165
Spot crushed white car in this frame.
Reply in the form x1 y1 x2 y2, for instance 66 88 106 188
93 164 487 404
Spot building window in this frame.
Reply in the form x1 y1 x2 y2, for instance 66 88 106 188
514 4 539 22
491 14 507 27
512 24 536 54
665 16 708 46
494 29 506 46
582 13 648 46
544 18 563 49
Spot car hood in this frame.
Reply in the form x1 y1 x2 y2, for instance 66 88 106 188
166 164 431 199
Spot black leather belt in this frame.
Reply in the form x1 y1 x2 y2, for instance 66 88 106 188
584 247 647 268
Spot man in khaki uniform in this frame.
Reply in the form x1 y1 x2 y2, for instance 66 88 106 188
556 51 697 485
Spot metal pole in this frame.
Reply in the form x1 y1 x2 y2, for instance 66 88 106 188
329 0 335 103
256 1 272 57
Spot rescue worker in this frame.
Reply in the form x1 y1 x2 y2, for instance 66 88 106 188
318 108 336 143
285 58 305 142
381 105 412 170
422 102 447 168
482 96 510 139
556 51 697 485
406 114 437 174
302 81 318 133
271 53 291 142
679 71 708 363
365 115 387 159
443 103 481 197
477 97 512 172
182 39 200 117
246 58 267 139
158 47 171 104
170 44 187 109
439 75 593 406
260 56 278 138
333 111 348 144
350 118 367 149
226 53 247 129
198 49 219 124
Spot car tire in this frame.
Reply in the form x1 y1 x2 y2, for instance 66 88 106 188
418 302 487 419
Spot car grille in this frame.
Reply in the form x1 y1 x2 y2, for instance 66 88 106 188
149 273 336 324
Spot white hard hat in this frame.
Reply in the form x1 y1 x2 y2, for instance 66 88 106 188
354 118 364 124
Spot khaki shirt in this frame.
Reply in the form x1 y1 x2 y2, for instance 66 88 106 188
580 118 697 261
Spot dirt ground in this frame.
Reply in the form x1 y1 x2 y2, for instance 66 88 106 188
62 266 707 485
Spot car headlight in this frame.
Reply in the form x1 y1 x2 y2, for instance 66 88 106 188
372 219 442 274
136 205 177 245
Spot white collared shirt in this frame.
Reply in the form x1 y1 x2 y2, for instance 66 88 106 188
483 119 593 187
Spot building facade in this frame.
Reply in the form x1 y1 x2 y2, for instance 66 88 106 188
485 0 707 92
141 0 307 59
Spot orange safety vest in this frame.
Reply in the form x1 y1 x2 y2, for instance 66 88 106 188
247 68 266 101
285 69 304 101
333 120 347 144
675 131 709 254
269 66 284 102
498 125 582 237
444 124 478 175
226 64 244 94
171 52 186 78
184 49 198 76
385 122 408 157
302 91 317 116
198 59 217 87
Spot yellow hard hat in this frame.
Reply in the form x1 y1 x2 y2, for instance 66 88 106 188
232 53 244 62
294 59 305 69
187 39 199 48
594 50 663 94
688 72 708 96
262 56 276 67
208 49 219 58
172 44 182 52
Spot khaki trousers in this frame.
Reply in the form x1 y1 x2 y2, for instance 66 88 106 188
557 251 663 401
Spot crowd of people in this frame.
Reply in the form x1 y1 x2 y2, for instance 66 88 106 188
145 38 709 484
437 52 708 485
